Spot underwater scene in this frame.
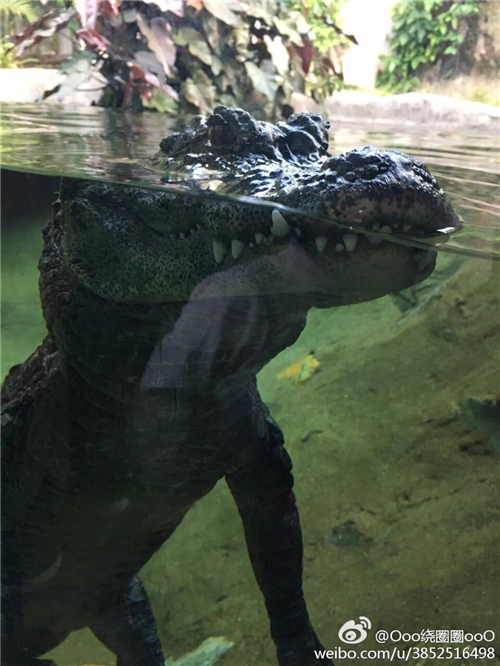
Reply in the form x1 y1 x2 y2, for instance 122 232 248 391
1 101 499 666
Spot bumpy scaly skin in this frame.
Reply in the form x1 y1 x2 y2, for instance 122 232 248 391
1 107 458 666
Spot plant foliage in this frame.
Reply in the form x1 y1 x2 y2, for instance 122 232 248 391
285 0 353 98
377 0 480 93
0 0 41 67
6 0 356 116
0 0 40 22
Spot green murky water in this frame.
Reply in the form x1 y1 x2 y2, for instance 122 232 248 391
1 104 499 666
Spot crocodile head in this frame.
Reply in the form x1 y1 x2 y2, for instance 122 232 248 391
60 106 459 309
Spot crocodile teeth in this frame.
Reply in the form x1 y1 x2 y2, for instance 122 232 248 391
231 239 246 260
315 235 328 253
335 243 345 253
179 232 186 239
271 209 291 237
295 228 302 237
403 224 413 232
213 239 228 264
367 236 383 246
380 225 392 234
255 233 265 245
343 233 358 252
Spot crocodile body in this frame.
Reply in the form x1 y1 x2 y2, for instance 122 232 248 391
1 107 458 666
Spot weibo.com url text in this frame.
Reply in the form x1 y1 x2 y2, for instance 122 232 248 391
314 646 496 662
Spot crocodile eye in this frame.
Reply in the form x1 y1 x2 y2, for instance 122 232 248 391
321 156 341 171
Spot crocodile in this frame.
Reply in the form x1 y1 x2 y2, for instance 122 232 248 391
1 106 458 666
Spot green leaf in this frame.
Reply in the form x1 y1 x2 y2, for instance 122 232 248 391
0 0 39 22
182 69 216 114
245 59 277 99
203 0 238 26
174 28 200 47
188 39 213 67
272 16 303 46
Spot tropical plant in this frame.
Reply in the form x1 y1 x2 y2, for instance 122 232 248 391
286 0 354 98
6 0 356 116
0 1 42 68
0 0 40 22
377 0 480 93
0 39 38 68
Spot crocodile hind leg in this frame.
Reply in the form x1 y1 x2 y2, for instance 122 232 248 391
90 576 165 666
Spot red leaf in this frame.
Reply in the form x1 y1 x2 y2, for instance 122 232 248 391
14 8 77 56
295 34 314 75
127 62 179 101
100 0 120 21
74 0 99 29
75 0 119 29
136 14 177 78
76 27 111 51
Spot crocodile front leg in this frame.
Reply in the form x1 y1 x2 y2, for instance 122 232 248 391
226 418 333 666
90 576 164 666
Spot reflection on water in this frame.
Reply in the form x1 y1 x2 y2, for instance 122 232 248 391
1 103 499 260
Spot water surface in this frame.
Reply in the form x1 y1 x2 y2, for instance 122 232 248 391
2 103 499 260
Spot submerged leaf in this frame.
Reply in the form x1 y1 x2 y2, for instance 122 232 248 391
164 636 234 666
277 352 321 383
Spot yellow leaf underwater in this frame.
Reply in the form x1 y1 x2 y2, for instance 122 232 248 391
277 352 321 384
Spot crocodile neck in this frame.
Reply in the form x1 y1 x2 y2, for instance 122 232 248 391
53 286 308 435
